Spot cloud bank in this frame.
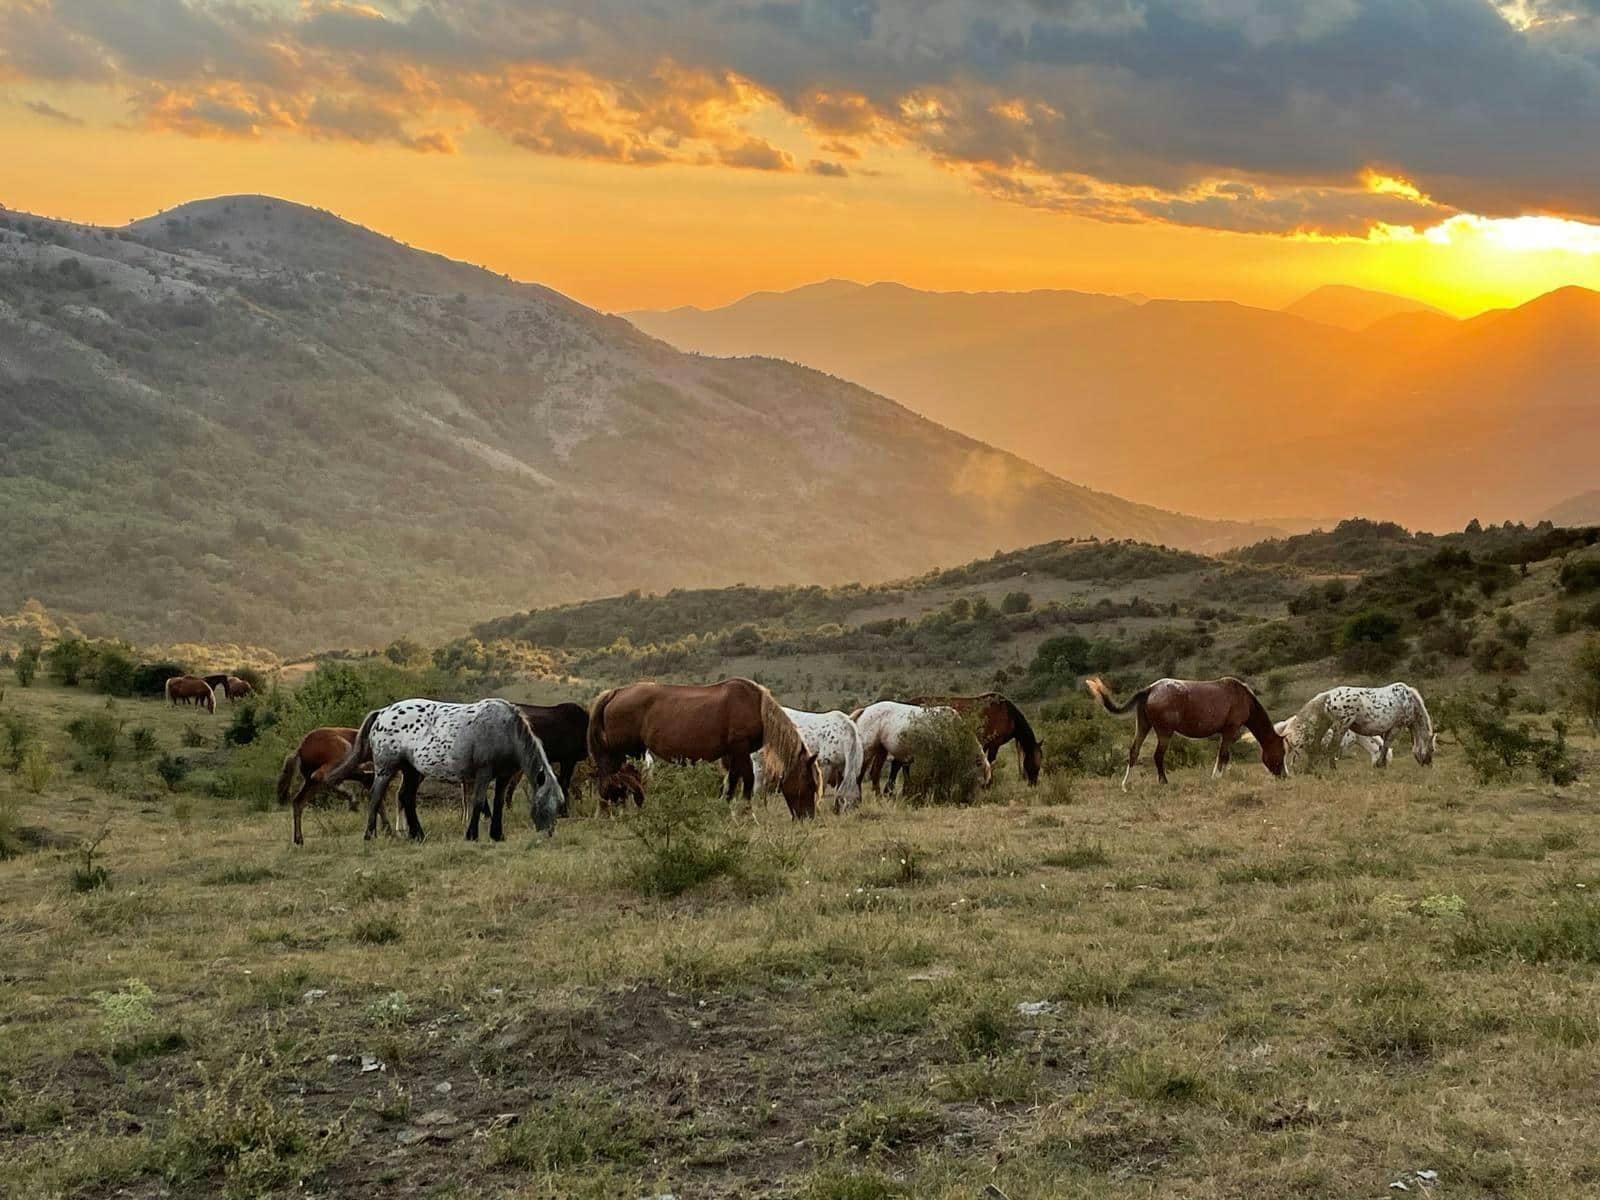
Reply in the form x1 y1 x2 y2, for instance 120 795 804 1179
5 0 1600 236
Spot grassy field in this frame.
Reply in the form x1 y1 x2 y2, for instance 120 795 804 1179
5 681 1600 1199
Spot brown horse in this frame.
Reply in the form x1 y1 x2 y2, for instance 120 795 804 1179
587 678 821 819
164 675 215 714
910 692 1042 785
1086 676 1285 789
222 676 254 701
278 726 378 845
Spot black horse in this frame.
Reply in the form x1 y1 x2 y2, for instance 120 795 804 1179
513 702 589 817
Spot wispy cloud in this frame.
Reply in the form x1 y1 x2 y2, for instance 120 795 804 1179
22 97 83 124
4 1 1600 237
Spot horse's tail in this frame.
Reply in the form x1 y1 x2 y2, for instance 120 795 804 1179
164 676 176 703
202 685 215 714
326 708 379 787
274 748 299 806
587 688 618 768
1085 677 1147 716
841 717 864 795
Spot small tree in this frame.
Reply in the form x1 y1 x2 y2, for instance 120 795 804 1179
46 637 88 686
14 644 39 687
1000 591 1033 615
1574 636 1600 733
1338 609 1405 673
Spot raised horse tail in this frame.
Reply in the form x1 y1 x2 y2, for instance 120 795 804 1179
1085 677 1148 717
275 748 299 806
326 709 379 788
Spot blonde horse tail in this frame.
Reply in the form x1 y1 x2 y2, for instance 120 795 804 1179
1085 677 1147 716
275 749 299 806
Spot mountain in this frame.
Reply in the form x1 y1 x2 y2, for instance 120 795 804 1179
1539 490 1600 526
627 280 1600 530
1282 284 1449 330
0 197 1254 650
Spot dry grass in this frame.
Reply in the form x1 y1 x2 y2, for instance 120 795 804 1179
3 682 1600 1198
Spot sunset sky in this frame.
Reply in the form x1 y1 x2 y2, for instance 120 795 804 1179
5 0 1600 315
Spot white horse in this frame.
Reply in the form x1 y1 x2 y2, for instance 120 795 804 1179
750 708 865 813
852 700 992 796
1280 683 1435 770
330 698 564 841
1272 719 1392 766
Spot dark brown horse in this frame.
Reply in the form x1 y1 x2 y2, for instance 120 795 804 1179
1086 676 1285 789
222 676 254 701
164 675 215 713
910 692 1042 784
277 726 376 845
587 678 821 819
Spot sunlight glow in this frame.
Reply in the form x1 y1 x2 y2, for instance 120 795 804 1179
1379 213 1600 256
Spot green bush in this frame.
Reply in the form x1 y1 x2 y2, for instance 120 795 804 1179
13 644 39 687
620 763 754 897
1574 636 1600 732
1001 590 1032 614
898 709 987 806
2 712 38 773
1558 554 1600 594
1337 609 1405 673
156 754 191 792
45 637 88 686
66 707 124 770
1443 694 1578 784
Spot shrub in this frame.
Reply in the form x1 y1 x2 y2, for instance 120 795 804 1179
13 644 39 687
132 662 187 697
2 712 38 773
487 1089 655 1170
128 726 158 760
1574 636 1600 732
156 753 191 792
620 763 752 897
21 744 52 794
898 709 987 805
1337 609 1405 673
88 643 138 696
1558 554 1600 594
1001 590 1033 614
66 707 124 770
45 637 88 685
1035 696 1123 777
1443 693 1577 784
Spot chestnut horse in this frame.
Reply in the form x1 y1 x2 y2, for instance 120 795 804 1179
587 678 821 819
222 676 254 701
277 726 377 846
164 675 215 713
910 692 1042 785
1086 676 1284 789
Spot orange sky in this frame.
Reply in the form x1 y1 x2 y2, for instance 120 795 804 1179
6 4 1600 317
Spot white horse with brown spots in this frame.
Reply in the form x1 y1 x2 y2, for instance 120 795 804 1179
1280 683 1435 771
852 700 992 796
750 707 865 813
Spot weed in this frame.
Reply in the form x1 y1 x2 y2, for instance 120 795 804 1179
205 864 275 886
830 1097 945 1153
487 1089 655 1170
348 869 410 903
351 916 403 945
1043 839 1109 870
1452 898 1600 964
1114 1054 1210 1106
92 978 156 1039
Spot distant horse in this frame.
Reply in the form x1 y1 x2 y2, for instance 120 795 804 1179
749 707 864 814
587 679 821 819
222 676 254 702
911 692 1042 785
277 725 377 845
164 675 215 713
328 699 563 842
1086 676 1285 788
1280 684 1435 771
853 700 992 797
1269 720 1392 767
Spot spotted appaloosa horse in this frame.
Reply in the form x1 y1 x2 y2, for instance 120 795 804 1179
1280 683 1435 771
749 707 864 814
911 692 1043 785
852 701 993 797
1086 676 1285 788
1270 720 1391 766
587 679 821 819
164 675 215 713
328 699 563 842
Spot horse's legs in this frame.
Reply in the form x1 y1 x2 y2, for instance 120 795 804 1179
465 771 491 840
1123 713 1152 792
1214 727 1239 778
365 768 396 839
489 775 512 842
396 764 425 841
1152 731 1172 785
864 745 886 796
885 757 901 796
289 766 317 846
556 759 575 818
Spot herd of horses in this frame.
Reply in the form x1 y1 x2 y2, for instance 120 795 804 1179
163 673 255 714
265 672 1435 845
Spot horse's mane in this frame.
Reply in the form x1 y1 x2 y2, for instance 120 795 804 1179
504 701 550 772
1000 697 1040 756
757 684 818 791
1405 684 1435 743
1224 676 1281 744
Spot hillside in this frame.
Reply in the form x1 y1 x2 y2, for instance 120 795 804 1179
628 281 1600 529
0 197 1254 651
1543 490 1600 526
1282 284 1448 330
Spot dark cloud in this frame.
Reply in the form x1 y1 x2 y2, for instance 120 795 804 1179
22 97 83 123
6 1 1600 233
808 158 849 176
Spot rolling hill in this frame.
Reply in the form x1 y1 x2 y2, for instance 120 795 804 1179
628 281 1600 529
1282 284 1448 330
0 197 1254 651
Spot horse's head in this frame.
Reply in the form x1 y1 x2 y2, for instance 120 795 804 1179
1413 729 1436 766
1261 728 1288 778
527 758 564 836
780 748 821 820
976 748 995 789
600 762 646 812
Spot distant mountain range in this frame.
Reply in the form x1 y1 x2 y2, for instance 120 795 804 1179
628 281 1600 529
0 196 1256 649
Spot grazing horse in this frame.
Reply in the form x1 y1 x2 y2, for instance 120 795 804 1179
1268 720 1392 766
1280 683 1435 771
329 699 563 842
587 679 821 819
164 675 215 713
1086 676 1285 789
749 708 865 814
512 702 588 818
911 692 1043 785
277 726 378 845
222 676 254 702
853 701 993 797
